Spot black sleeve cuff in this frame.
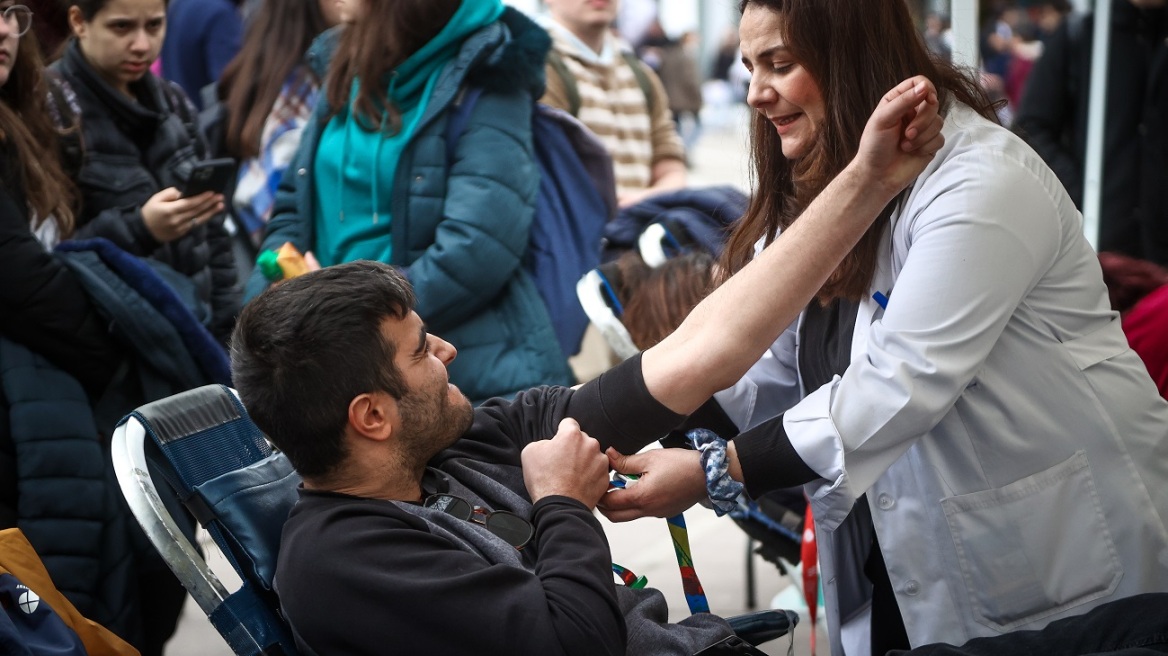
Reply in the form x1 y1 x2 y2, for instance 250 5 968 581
733 413 819 499
566 352 687 455
531 496 608 544
659 397 740 450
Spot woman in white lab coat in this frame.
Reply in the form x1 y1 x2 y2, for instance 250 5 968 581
600 0 1168 654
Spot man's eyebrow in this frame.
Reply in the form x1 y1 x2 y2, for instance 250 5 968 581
414 324 428 356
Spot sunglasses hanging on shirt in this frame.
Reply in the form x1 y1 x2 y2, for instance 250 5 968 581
423 493 534 550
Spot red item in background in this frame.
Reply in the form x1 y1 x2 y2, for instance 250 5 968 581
1123 284 1168 400
801 502 818 655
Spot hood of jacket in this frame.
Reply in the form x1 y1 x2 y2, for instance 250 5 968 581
304 6 550 104
387 0 504 109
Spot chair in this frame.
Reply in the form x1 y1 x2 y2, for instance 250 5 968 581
113 385 796 655
111 384 301 656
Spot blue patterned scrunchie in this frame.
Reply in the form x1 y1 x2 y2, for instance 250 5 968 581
686 428 745 516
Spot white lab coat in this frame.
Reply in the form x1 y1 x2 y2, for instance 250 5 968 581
725 104 1168 654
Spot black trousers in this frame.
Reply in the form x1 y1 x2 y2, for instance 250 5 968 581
889 593 1168 656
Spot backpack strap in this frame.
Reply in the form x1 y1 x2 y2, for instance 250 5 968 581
444 86 484 166
620 51 656 116
159 79 208 156
43 74 85 179
546 49 581 117
546 49 654 118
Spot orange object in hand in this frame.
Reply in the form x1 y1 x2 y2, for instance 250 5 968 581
257 242 311 282
276 243 310 278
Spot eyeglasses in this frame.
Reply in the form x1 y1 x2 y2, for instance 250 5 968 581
3 5 32 38
423 494 534 550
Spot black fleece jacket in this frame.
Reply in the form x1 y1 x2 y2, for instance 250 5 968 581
52 42 240 343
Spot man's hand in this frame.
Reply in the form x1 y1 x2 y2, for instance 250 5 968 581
597 447 706 522
521 419 610 509
850 75 945 202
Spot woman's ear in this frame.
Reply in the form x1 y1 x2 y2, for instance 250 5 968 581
67 5 87 39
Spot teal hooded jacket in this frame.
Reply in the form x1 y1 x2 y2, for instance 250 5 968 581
245 8 574 403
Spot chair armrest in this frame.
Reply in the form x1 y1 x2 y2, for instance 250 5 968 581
725 608 798 646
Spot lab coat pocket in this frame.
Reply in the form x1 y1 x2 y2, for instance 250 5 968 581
940 451 1122 632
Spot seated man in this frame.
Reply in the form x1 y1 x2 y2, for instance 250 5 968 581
228 76 942 654
540 0 688 208
232 262 736 655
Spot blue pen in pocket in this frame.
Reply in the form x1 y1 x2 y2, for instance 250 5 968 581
873 290 890 309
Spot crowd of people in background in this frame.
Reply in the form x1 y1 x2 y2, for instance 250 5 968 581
1 0 1167 654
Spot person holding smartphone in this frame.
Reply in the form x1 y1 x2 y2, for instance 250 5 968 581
51 0 240 344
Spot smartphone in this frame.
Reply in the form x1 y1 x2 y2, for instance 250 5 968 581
180 158 236 197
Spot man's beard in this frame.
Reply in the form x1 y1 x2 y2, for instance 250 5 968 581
396 384 474 466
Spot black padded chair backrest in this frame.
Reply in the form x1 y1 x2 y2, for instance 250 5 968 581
130 384 302 655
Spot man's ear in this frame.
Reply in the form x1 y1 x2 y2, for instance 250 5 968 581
347 392 398 443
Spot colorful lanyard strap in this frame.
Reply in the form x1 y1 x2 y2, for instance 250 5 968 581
609 473 711 614
611 563 648 589
667 513 710 614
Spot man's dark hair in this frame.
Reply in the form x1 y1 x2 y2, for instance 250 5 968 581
230 261 417 479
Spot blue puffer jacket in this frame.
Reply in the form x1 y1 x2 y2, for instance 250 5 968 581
0 239 227 645
246 8 573 403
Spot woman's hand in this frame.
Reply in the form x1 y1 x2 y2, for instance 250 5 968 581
141 188 225 243
852 75 945 201
303 250 322 272
598 447 707 522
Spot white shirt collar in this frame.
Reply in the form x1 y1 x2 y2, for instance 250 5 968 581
539 16 618 66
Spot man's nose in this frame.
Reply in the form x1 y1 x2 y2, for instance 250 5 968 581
432 336 457 365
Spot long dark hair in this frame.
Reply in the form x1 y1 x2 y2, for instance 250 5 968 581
219 0 329 160
0 28 77 235
721 0 997 303
324 0 459 133
621 252 716 349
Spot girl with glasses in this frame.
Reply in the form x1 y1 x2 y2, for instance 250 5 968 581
1 4 30 38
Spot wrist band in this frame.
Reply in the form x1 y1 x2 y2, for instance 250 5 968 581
686 428 744 516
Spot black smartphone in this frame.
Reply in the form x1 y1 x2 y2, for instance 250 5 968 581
180 158 236 197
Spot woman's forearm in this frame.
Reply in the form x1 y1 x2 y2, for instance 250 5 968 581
641 77 942 416
642 164 900 414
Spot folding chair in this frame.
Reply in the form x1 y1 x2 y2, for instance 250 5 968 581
111 384 301 656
